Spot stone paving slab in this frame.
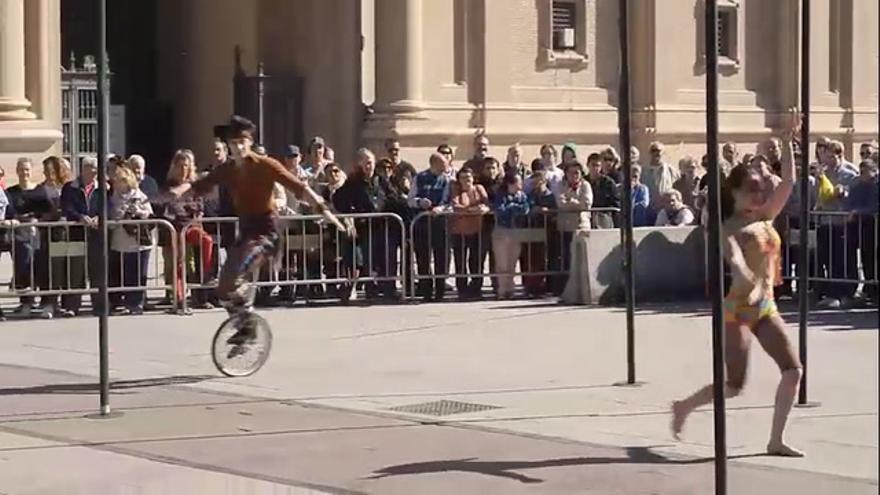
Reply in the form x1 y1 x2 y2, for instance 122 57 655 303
0 300 876 493
0 431 332 495
1 381 875 495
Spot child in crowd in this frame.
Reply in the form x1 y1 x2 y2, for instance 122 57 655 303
631 164 651 227
492 174 530 299
522 171 557 297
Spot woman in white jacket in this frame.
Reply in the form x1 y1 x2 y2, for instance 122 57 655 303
553 162 593 294
110 166 154 314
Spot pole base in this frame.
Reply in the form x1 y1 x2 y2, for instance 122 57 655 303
793 401 821 409
613 380 647 388
85 411 124 420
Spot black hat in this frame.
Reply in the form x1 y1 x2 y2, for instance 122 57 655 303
227 115 257 140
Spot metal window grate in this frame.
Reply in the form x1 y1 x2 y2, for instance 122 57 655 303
387 400 501 417
552 1 577 50
552 1 576 30
718 10 736 59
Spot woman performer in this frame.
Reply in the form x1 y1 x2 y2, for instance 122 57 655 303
671 127 804 457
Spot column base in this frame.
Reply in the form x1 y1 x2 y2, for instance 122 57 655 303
0 96 37 121
0 109 37 121
373 99 429 117
0 119 63 152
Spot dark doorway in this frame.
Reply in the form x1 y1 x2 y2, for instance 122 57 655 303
62 0 173 182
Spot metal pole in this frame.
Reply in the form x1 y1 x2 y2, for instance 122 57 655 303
704 0 727 493
618 0 636 385
96 0 111 416
257 62 266 145
797 0 811 406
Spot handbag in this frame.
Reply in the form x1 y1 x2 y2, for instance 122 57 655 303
124 224 154 246
0 227 11 252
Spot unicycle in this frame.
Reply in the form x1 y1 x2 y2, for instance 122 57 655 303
211 312 273 377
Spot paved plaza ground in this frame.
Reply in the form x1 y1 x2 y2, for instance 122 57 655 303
0 299 876 494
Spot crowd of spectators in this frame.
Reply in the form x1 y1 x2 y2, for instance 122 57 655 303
1 133 877 319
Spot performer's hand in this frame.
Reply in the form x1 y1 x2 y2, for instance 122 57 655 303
747 282 764 306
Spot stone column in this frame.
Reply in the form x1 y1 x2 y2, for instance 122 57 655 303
374 0 424 114
0 0 35 120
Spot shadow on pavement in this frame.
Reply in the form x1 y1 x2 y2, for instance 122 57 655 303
802 309 879 332
0 375 216 396
368 446 768 484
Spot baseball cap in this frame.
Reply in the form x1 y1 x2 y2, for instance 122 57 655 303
309 136 326 149
285 145 301 157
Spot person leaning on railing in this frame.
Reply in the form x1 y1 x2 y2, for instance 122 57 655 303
476 156 504 296
552 161 593 295
161 150 214 312
38 156 75 319
655 190 696 227
5 158 53 319
374 157 408 301
408 153 452 302
846 160 879 304
387 167 414 297
331 149 388 302
586 152 620 229
491 174 531 300
318 162 348 298
59 157 102 316
276 145 323 304
814 140 859 309
450 166 490 301
522 171 557 298
109 166 154 315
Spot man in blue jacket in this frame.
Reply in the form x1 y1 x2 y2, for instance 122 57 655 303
408 153 451 301
60 157 102 315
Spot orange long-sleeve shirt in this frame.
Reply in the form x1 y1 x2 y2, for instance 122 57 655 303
192 154 308 217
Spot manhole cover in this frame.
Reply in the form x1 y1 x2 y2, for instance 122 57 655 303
387 400 501 416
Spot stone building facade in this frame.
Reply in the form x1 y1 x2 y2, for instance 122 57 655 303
0 0 877 177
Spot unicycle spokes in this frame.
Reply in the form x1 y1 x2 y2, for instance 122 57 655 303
212 313 273 377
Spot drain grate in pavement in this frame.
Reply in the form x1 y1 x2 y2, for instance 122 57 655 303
387 399 501 417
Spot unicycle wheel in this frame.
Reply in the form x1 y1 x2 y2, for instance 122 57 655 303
211 313 273 377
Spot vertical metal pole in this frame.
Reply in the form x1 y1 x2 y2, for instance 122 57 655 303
797 0 811 406
618 0 636 385
704 0 727 492
96 0 111 416
257 62 266 145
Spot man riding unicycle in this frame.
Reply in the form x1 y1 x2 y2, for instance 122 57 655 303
169 116 349 373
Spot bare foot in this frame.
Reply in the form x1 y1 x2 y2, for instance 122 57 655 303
767 441 805 457
671 401 689 440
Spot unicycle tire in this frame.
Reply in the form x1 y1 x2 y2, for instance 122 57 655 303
211 313 273 377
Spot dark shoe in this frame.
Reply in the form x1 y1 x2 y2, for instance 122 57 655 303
380 291 403 303
226 315 257 345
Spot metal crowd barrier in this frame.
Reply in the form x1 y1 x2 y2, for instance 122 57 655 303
178 213 407 312
0 219 178 310
777 211 878 294
407 207 623 300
